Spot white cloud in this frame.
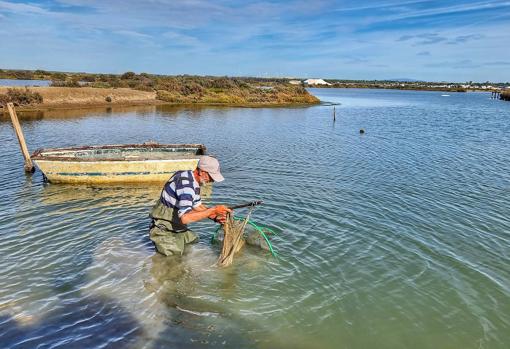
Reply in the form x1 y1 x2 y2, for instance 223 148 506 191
383 1 510 22
114 30 152 40
0 0 49 14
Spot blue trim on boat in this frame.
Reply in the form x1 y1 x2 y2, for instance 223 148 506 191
49 171 177 176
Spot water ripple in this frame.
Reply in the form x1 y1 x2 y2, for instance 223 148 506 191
1 89 510 348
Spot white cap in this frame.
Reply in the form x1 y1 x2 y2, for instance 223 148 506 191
198 156 224 182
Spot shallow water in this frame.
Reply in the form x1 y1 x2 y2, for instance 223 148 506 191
0 79 51 87
1 89 509 348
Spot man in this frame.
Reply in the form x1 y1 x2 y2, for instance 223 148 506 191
149 155 231 256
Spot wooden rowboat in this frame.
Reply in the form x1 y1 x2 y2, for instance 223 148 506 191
31 143 206 184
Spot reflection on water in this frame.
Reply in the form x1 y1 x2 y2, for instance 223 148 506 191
39 183 162 207
1 89 510 348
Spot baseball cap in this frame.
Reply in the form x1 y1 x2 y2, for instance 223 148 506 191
198 156 225 182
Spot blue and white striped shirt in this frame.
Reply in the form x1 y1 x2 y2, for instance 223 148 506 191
160 170 202 217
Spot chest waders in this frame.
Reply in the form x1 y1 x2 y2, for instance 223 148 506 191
149 200 198 256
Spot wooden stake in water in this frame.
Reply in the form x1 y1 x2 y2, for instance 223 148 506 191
333 106 336 122
6 103 34 172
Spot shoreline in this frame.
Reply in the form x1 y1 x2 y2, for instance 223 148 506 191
308 85 507 93
1 99 320 113
309 85 471 93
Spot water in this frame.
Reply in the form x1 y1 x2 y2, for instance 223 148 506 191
0 79 51 87
1 89 509 348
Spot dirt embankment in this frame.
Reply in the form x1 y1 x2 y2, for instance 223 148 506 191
0 86 159 110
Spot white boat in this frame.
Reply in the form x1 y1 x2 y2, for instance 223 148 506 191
31 142 206 184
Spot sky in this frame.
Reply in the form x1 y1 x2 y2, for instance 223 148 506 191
0 0 509 82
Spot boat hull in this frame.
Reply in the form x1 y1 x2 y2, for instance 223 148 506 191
34 158 200 184
31 143 205 184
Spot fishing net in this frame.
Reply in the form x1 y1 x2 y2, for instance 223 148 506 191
214 208 278 267
217 211 250 267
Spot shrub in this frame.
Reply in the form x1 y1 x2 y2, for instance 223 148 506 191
180 82 204 96
50 80 81 87
89 81 112 88
51 72 67 80
0 88 43 106
157 90 186 103
121 71 136 80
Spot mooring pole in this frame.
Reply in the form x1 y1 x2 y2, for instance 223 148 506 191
333 106 336 122
6 103 34 172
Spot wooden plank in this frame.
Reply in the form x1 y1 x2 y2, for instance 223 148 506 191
6 103 34 172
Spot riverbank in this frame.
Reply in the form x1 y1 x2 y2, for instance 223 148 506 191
0 70 320 110
0 85 319 111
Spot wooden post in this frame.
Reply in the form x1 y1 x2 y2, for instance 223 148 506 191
6 103 34 172
333 106 336 122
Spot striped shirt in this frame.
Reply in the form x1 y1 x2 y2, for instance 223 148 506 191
160 170 202 217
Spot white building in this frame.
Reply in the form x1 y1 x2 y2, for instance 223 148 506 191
304 79 331 86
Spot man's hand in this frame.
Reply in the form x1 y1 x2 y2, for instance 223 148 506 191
213 205 231 215
208 205 231 224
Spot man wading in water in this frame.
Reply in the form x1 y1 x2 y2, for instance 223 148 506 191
149 156 231 256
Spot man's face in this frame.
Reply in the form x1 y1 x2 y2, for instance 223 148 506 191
198 170 213 185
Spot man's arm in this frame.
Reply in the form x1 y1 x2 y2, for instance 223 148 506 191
181 205 230 225
193 204 208 212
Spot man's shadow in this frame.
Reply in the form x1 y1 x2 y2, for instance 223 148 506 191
0 294 142 349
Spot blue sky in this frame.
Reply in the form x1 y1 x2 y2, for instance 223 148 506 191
0 0 509 82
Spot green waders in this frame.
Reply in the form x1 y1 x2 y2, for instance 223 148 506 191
149 200 198 256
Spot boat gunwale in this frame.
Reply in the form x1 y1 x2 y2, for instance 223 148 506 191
31 143 207 163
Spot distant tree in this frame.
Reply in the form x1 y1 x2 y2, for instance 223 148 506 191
81 75 96 82
52 72 67 80
13 70 34 79
121 71 136 80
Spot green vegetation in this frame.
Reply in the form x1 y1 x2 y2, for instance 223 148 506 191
0 87 43 106
154 77 318 105
0 69 319 106
0 69 47 80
